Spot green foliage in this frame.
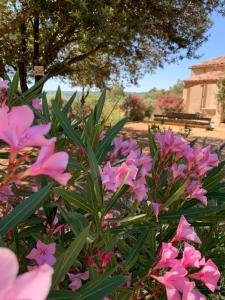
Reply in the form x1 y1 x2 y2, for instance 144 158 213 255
1 1 224 90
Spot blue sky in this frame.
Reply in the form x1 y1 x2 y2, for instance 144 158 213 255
44 12 225 92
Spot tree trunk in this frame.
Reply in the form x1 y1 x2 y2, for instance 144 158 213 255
33 12 42 83
19 21 28 92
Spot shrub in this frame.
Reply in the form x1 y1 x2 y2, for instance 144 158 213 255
0 73 225 300
121 94 147 121
156 94 183 113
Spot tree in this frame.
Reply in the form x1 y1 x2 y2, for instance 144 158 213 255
168 79 184 97
0 0 224 91
108 83 125 101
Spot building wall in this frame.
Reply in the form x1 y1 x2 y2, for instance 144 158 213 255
184 84 202 113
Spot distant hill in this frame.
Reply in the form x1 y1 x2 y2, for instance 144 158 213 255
46 90 147 98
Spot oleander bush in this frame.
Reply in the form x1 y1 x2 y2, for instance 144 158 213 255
0 72 225 300
156 94 183 114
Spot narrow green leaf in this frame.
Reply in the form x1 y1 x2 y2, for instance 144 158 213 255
96 118 128 163
165 184 186 207
63 91 77 115
0 185 51 235
8 71 19 104
94 89 106 123
148 127 157 156
47 290 79 300
105 184 129 214
79 275 125 300
52 225 90 287
52 102 84 147
42 93 51 121
125 230 148 268
56 188 96 214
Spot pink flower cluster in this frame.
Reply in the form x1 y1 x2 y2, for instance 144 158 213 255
0 105 71 187
156 130 219 206
0 247 53 300
152 216 220 299
101 137 152 201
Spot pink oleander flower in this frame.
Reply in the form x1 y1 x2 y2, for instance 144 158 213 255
68 271 89 291
182 282 207 300
0 79 9 91
172 215 201 244
155 130 188 156
191 259 220 292
186 181 207 206
116 162 138 187
130 177 148 202
152 202 168 222
101 252 113 268
0 105 52 152
24 141 71 185
171 163 187 179
181 243 203 269
151 263 189 300
156 242 179 269
32 98 42 112
26 240 56 266
100 162 119 192
101 210 121 228
0 247 53 300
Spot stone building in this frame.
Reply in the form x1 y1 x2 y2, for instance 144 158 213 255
183 55 225 126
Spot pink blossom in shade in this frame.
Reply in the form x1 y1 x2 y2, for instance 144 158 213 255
99 131 106 141
0 105 52 152
191 259 221 292
0 79 9 91
172 215 201 244
32 98 42 112
186 181 207 206
0 247 53 300
137 154 152 177
151 263 189 300
26 240 56 266
24 141 71 185
0 185 14 203
156 242 179 269
68 271 89 291
182 282 207 300
181 243 202 269
121 139 137 155
101 252 112 268
100 162 119 192
152 202 161 222
130 177 148 202
171 163 187 179
101 210 120 228
155 130 188 156
116 162 138 187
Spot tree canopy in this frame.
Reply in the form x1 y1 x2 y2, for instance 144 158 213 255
0 0 224 91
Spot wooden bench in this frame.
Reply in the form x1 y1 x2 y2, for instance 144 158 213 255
153 113 212 128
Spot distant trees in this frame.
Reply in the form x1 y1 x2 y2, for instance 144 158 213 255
0 1 224 91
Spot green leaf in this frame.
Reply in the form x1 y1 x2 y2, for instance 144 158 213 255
16 75 48 104
148 127 157 156
56 188 96 214
96 118 128 163
47 291 79 300
124 230 148 269
87 144 103 207
52 225 90 288
63 91 77 115
42 93 51 121
7 71 19 104
79 275 125 300
165 184 186 207
0 185 51 235
52 102 84 147
105 184 129 214
94 89 106 123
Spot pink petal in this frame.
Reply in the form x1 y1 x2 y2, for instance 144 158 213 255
42 152 69 172
21 123 51 148
68 277 82 291
8 106 34 137
0 248 18 297
11 264 53 300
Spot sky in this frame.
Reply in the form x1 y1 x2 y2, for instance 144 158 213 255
44 12 225 93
